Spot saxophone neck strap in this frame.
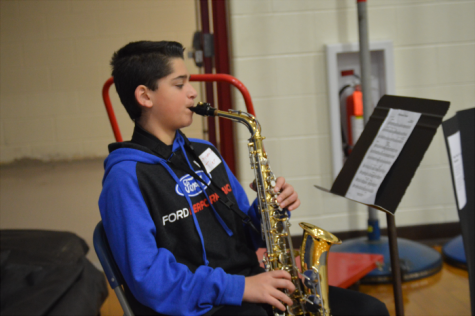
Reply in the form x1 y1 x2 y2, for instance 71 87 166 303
168 141 259 234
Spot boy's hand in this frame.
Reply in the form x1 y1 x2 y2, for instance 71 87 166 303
249 177 300 211
242 270 296 312
274 177 300 211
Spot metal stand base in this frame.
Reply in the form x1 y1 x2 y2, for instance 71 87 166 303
442 235 467 269
332 236 443 283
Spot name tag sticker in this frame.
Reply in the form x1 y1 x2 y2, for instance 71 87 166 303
199 148 222 173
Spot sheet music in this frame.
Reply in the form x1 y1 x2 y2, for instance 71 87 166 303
447 131 467 209
345 109 421 205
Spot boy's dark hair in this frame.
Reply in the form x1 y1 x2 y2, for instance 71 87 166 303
110 41 185 120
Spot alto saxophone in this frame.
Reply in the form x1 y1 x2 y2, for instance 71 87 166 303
191 102 341 316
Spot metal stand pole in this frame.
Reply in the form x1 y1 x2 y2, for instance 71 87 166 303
357 1 404 315
356 0 381 242
387 214 405 316
199 0 217 146
357 0 373 123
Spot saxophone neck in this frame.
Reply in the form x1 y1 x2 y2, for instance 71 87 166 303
191 102 261 139
218 110 261 139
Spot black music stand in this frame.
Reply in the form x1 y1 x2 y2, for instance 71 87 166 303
316 94 450 315
442 108 475 316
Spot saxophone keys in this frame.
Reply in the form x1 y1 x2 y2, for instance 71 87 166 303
270 228 285 236
291 275 300 281
269 257 278 264
302 269 319 289
304 295 323 314
292 249 300 258
278 253 288 265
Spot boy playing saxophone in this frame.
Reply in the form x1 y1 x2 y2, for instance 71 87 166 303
99 40 388 316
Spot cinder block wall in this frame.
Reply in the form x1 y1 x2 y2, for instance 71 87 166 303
0 0 203 163
228 0 475 234
1 0 474 251
0 0 202 265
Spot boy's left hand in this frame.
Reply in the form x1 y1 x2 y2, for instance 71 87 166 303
250 177 300 211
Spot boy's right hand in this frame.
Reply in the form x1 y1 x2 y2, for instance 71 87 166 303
242 270 296 312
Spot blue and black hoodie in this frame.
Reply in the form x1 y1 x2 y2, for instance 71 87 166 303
99 125 264 315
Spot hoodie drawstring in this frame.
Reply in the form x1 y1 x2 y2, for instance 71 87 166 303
158 160 210 266
178 143 234 237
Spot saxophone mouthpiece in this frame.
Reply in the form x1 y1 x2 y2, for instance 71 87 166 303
190 102 216 116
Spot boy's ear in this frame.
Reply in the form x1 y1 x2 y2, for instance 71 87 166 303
135 85 153 108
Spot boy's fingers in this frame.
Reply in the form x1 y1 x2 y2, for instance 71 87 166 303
287 197 300 211
270 270 291 280
280 191 299 209
268 297 287 312
277 187 292 203
272 289 294 307
274 279 296 293
274 177 285 192
277 184 296 205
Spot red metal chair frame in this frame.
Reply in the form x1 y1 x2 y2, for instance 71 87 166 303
101 74 255 143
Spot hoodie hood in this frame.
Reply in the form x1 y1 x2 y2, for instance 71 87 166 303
103 147 162 184
103 131 186 183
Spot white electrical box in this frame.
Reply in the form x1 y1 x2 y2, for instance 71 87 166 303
325 40 395 179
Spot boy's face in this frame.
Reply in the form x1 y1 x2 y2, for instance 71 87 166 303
148 58 197 133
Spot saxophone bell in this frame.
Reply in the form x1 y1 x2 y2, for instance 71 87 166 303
300 222 342 316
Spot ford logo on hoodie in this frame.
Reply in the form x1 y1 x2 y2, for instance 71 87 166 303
175 170 211 197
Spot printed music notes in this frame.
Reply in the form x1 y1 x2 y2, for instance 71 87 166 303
345 109 421 205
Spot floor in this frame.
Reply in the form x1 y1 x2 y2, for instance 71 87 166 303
99 247 471 316
359 261 470 316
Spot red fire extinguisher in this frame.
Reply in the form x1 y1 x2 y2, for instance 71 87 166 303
346 85 364 153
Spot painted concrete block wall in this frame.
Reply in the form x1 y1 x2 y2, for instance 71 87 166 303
229 0 475 234
0 0 203 163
